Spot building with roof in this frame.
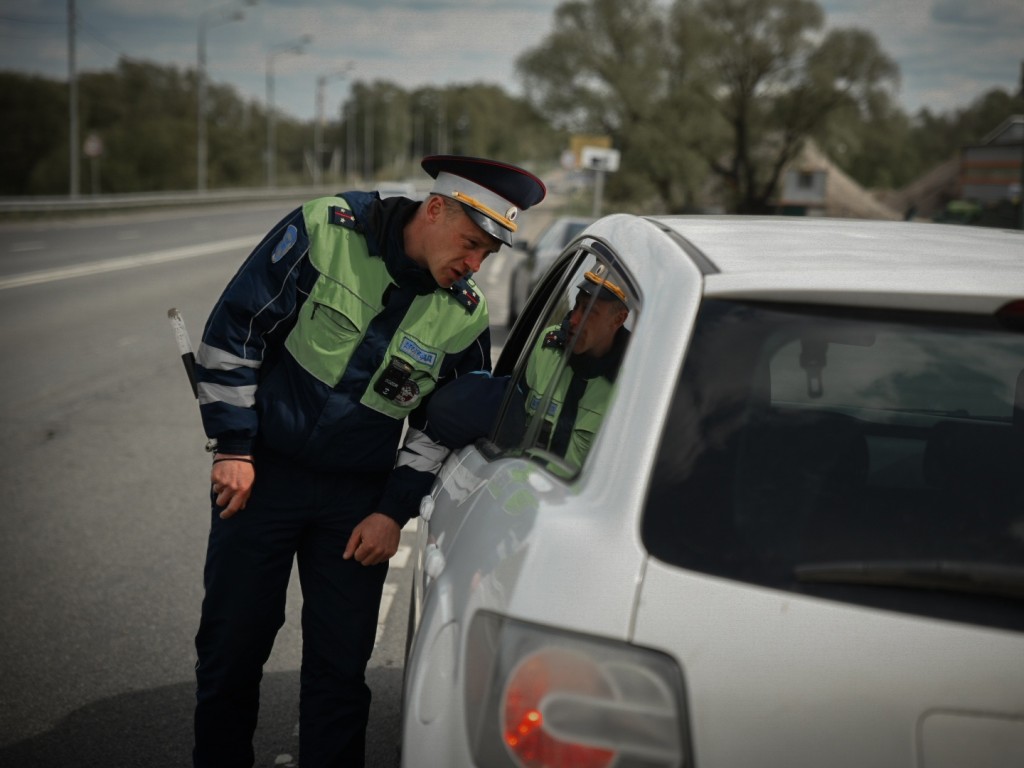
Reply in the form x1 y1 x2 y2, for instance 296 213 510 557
774 140 900 220
958 115 1023 208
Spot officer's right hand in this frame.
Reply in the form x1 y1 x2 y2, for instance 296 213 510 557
210 455 255 519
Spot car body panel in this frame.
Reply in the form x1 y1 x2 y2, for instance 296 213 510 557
653 216 1024 311
410 212 704 637
632 557 1024 767
402 214 1024 768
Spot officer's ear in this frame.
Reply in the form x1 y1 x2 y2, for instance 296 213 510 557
613 306 629 329
424 194 447 223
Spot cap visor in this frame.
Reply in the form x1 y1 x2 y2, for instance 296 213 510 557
464 206 512 247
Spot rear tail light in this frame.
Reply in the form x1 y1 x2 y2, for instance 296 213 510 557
465 611 691 768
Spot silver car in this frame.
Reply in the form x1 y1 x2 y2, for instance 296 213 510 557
402 215 1024 768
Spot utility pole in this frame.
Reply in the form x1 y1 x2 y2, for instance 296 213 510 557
266 34 312 188
197 1 254 193
68 0 79 198
345 100 356 182
363 101 374 181
313 63 354 187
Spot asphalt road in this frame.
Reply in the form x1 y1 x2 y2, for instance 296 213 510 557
0 197 548 767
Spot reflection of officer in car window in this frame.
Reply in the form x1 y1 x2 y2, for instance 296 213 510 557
525 264 630 467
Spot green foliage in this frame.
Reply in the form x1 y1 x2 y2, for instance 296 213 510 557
207 87 265 188
817 86 1024 191
671 0 899 212
0 60 560 196
335 81 563 184
517 0 704 211
0 3 1019 206
515 0 1020 213
0 73 69 195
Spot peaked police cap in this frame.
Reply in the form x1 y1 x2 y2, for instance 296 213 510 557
421 155 547 247
577 263 630 309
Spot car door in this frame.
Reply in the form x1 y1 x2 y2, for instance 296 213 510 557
403 238 642 765
410 238 640 624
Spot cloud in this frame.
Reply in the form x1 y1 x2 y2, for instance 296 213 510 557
1 0 1017 120
818 0 1022 113
931 0 1024 27
263 0 555 8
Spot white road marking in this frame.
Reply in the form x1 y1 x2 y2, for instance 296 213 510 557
0 235 259 291
10 241 45 253
391 543 412 569
372 543 413 647
375 583 399 646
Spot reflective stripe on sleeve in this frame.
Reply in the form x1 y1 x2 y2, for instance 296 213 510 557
197 382 258 408
197 342 262 370
395 428 450 473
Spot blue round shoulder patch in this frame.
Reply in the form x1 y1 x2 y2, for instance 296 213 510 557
271 224 298 263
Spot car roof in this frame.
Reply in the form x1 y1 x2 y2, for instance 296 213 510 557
645 216 1024 313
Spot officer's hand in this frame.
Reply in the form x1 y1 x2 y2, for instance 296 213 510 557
344 513 400 566
210 455 255 520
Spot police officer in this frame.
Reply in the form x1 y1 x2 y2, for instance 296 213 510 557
191 155 546 768
524 265 630 467
428 264 630 470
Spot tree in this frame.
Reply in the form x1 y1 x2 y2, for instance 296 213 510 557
340 81 562 182
517 0 707 212
670 0 900 212
815 90 914 189
0 73 68 195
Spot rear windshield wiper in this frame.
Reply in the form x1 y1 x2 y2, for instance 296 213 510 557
793 560 1024 600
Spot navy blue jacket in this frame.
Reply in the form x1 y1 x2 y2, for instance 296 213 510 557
195 191 491 524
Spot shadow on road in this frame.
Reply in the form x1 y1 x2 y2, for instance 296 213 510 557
1 667 403 768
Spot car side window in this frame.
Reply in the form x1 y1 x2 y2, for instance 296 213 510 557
492 243 638 477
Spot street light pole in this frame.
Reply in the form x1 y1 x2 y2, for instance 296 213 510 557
345 100 356 182
314 62 354 187
363 101 374 181
197 1 254 193
68 0 79 198
266 34 312 189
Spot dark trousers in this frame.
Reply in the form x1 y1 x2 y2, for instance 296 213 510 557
193 456 390 768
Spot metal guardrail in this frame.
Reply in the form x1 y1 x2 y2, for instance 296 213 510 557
0 187 340 217
0 181 431 218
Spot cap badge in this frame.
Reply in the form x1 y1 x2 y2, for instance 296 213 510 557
450 190 519 232
506 206 519 222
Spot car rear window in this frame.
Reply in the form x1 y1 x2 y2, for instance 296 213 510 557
641 299 1024 630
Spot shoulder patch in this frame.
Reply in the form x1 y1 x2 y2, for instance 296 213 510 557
328 206 358 229
271 224 298 263
543 317 569 349
447 278 481 313
543 326 567 349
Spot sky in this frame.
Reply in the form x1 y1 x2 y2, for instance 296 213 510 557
0 0 1021 124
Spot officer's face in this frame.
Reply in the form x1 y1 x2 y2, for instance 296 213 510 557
568 295 627 358
425 197 501 288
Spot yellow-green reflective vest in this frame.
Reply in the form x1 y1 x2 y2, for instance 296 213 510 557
524 326 613 468
284 195 489 420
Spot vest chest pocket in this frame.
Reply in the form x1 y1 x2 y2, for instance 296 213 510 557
286 298 369 387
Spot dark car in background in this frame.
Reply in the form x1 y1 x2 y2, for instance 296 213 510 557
506 215 594 324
